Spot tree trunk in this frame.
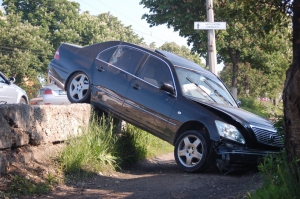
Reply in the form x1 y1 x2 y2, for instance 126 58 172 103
283 0 300 181
228 48 240 99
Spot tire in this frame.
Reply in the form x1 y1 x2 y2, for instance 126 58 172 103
67 72 91 103
174 130 211 173
19 97 27 104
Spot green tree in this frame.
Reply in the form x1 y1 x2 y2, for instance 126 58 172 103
2 0 82 49
159 42 204 67
283 0 300 183
140 0 291 99
220 62 266 98
0 13 52 98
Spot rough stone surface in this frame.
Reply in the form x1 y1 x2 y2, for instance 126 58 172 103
0 103 93 174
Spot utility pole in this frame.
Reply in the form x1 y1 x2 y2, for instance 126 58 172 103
194 1 226 76
206 0 217 75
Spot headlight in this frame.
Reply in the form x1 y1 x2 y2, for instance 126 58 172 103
215 120 245 144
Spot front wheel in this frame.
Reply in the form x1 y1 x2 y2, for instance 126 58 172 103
67 72 91 103
174 130 211 173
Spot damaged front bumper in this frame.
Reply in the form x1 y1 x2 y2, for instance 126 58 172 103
211 143 281 171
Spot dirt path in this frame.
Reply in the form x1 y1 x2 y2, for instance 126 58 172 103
26 153 262 199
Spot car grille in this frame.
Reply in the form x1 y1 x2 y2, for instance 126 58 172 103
251 126 284 148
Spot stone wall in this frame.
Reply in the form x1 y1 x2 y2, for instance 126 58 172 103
0 104 93 174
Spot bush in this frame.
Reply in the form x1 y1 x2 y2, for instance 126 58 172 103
248 117 300 199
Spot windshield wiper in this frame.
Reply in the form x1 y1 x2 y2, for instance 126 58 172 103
186 77 217 103
200 78 233 106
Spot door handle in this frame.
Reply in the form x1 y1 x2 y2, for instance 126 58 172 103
96 65 105 72
132 83 141 90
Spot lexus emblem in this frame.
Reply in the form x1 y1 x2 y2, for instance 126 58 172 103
269 134 276 142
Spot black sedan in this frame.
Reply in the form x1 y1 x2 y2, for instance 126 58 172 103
48 41 283 172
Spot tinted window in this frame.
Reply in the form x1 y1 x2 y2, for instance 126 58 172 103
139 56 173 87
0 75 6 83
98 46 118 62
109 46 145 74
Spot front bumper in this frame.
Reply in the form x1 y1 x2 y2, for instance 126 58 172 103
211 144 281 171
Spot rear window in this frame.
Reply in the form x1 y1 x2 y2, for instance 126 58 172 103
98 47 118 63
38 88 45 97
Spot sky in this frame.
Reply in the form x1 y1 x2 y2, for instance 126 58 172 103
71 0 189 47
0 0 223 71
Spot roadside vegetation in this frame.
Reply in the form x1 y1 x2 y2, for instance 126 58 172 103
1 0 298 198
4 98 298 198
57 113 173 176
240 98 300 199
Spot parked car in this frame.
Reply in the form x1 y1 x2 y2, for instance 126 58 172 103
48 41 283 172
30 84 70 105
0 71 28 104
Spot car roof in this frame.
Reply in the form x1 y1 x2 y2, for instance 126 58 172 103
78 41 214 77
117 41 213 75
155 50 211 74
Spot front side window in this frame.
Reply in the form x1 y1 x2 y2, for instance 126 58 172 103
109 46 145 74
175 67 237 107
139 56 173 87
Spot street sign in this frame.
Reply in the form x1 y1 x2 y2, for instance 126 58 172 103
194 22 226 30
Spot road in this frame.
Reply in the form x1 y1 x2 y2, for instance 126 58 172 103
33 153 262 199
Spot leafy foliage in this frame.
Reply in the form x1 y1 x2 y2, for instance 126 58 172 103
76 12 145 46
140 0 291 99
249 152 300 199
0 13 52 97
58 113 173 175
159 42 204 67
2 0 82 49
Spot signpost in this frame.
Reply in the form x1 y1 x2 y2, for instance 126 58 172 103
194 0 226 75
194 22 226 30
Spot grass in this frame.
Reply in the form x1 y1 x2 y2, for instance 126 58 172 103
3 112 173 197
240 98 300 199
57 112 173 175
239 97 283 119
6 172 58 197
247 152 300 199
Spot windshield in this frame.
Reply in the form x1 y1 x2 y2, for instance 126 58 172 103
175 67 237 107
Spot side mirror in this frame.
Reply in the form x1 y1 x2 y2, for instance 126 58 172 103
160 82 175 95
236 99 242 107
9 77 15 83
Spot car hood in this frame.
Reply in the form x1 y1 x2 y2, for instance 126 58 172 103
191 98 274 128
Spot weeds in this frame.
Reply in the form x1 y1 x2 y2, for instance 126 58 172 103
58 114 119 175
7 172 57 197
57 112 173 175
248 152 300 199
247 116 300 199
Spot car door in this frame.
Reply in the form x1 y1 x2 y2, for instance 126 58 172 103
0 74 17 104
92 45 147 116
123 55 177 137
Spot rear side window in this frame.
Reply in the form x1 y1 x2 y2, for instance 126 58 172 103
109 46 145 74
98 47 118 62
139 56 173 87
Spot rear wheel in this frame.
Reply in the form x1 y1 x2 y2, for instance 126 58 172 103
67 72 91 103
19 97 27 104
174 130 210 173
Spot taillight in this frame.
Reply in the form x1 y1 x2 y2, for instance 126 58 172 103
54 48 60 60
44 89 53 95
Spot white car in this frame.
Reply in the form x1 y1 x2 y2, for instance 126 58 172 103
30 84 70 105
0 72 28 104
